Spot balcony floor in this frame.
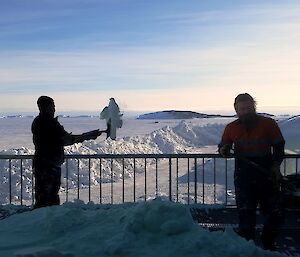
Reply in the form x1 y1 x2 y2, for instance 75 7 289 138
191 207 300 256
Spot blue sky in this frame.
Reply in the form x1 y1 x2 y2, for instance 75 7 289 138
0 0 300 113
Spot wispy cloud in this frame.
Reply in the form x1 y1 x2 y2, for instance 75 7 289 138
0 1 300 111
1 32 300 91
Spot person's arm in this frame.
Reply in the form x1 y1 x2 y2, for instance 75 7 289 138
268 119 285 186
270 142 285 187
218 124 233 157
269 119 285 165
63 129 102 146
272 142 285 165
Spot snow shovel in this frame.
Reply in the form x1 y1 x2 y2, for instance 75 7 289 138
229 152 286 192
232 154 272 177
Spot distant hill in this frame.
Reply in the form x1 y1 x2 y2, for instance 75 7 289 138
137 110 234 120
258 113 275 118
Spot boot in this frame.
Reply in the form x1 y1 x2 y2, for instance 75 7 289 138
236 228 255 241
261 229 277 251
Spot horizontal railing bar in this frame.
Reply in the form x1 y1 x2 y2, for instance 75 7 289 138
1 153 300 159
0 155 35 159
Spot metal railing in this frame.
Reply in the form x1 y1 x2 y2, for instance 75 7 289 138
0 154 299 206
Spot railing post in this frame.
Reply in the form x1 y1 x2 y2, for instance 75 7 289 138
111 159 113 204
194 158 197 204
225 158 228 205
133 158 136 203
169 158 172 202
213 158 216 204
176 158 179 203
66 158 69 202
77 159 80 200
31 158 34 206
155 158 158 197
9 159 12 204
99 158 102 204
88 158 91 202
202 158 205 204
122 158 125 204
144 158 147 202
20 159 23 205
187 158 190 204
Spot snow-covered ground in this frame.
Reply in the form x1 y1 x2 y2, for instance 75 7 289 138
0 198 286 257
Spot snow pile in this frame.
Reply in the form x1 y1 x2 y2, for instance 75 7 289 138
0 147 33 156
64 120 224 155
0 121 226 204
0 199 284 257
172 121 224 147
278 115 300 152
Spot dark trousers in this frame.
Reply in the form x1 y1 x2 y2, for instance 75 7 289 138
34 165 61 208
234 166 284 248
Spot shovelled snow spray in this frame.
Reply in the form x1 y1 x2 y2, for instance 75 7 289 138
100 98 123 140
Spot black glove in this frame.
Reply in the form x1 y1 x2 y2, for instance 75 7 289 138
218 144 232 158
81 129 102 141
270 164 282 188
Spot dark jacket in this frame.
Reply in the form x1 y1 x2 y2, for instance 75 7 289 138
219 115 285 169
32 113 69 167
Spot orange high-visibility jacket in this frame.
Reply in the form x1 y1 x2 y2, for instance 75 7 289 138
220 115 285 158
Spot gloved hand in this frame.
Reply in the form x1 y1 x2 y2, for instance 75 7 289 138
270 164 282 187
82 129 102 140
218 144 232 158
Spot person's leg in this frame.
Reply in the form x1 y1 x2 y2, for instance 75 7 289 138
34 167 49 208
48 166 61 206
234 169 258 241
259 183 284 250
237 208 257 240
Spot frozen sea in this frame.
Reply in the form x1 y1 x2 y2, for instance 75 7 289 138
0 116 172 150
0 115 233 150
0 114 299 152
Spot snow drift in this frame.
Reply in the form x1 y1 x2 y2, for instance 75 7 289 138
0 121 226 204
0 199 284 257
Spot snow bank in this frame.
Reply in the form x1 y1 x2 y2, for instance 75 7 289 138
0 199 284 257
68 120 223 155
278 115 300 152
0 121 226 204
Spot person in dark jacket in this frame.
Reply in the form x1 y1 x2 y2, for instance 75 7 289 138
218 93 285 250
32 96 102 208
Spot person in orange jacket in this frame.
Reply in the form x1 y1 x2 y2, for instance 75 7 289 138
219 93 285 250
